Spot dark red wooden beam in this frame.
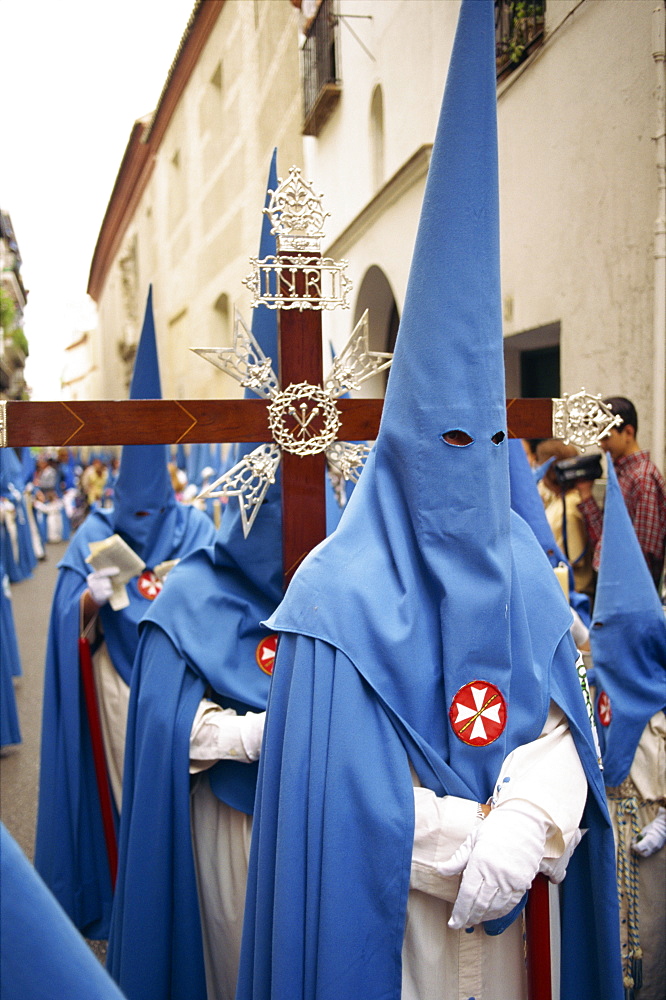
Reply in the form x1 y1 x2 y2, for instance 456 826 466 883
278 290 328 585
2 397 553 448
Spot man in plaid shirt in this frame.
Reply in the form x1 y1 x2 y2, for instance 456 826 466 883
577 396 666 590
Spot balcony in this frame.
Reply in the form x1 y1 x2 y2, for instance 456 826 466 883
496 0 545 82
302 0 341 137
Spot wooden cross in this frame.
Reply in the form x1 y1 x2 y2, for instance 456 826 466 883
3 174 610 1000
1 384 552 586
2 160 616 585
0 166 557 582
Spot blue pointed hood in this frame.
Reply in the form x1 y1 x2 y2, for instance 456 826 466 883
509 438 591 625
211 148 284 599
0 447 22 494
236 10 622 998
595 460 665 620
269 0 573 801
589 460 666 785
112 286 175 554
351 0 520 703
509 439 566 568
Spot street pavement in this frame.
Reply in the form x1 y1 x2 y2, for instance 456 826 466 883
1 539 67 858
1 537 108 961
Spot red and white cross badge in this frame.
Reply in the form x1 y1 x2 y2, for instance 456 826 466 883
597 690 612 727
256 634 278 675
449 680 507 747
137 570 163 601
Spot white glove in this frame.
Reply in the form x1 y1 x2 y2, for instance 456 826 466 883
86 566 120 607
538 828 584 883
437 800 550 928
239 711 266 761
632 807 666 857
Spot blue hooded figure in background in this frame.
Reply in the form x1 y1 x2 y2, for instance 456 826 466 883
0 445 37 582
508 437 591 632
0 553 22 748
34 287 216 939
588 458 666 999
107 150 348 1000
236 3 622 1000
1 824 127 1000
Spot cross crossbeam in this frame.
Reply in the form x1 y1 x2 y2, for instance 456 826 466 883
0 396 553 448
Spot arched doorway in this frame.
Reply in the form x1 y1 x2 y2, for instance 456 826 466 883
352 265 399 397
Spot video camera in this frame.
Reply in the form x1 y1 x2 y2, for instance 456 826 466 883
553 452 604 489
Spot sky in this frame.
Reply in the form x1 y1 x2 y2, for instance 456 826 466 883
1 0 196 399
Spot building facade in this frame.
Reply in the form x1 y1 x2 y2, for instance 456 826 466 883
87 0 304 403
0 211 28 401
85 0 665 470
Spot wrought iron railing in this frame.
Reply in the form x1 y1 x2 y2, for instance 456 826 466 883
496 0 545 80
302 0 341 136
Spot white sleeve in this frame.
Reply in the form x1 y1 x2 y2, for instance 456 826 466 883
491 701 587 859
411 787 481 901
189 699 263 773
410 701 587 897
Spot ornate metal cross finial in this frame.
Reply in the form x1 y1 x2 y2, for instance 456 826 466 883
242 166 351 312
192 311 278 400
193 307 393 532
552 389 623 450
324 310 393 397
198 444 281 537
192 165 394 538
265 166 329 254
192 304 395 533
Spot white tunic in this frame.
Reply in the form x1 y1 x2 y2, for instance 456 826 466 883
405 703 587 1000
190 701 587 1000
92 641 130 813
189 702 261 1000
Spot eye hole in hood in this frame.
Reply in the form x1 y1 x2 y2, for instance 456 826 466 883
491 431 505 445
442 429 474 447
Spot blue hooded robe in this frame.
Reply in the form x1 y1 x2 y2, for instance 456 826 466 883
0 559 21 746
34 288 216 939
584 459 666 998
107 151 348 1000
0 824 128 1000
236 4 622 999
589 459 666 786
0 446 37 582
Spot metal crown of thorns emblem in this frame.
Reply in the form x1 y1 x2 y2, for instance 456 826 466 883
192 166 393 537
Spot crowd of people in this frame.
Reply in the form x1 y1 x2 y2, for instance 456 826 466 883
0 433 232 765
2 3 664 999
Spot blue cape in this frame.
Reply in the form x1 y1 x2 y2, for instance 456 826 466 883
108 150 347 999
0 447 37 581
0 824 127 1000
589 460 666 786
237 4 621 998
34 290 216 938
1 563 22 746
33 503 215 940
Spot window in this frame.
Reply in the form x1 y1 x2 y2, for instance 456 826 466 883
370 85 385 191
302 0 341 137
212 293 231 348
503 322 560 398
520 345 560 398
